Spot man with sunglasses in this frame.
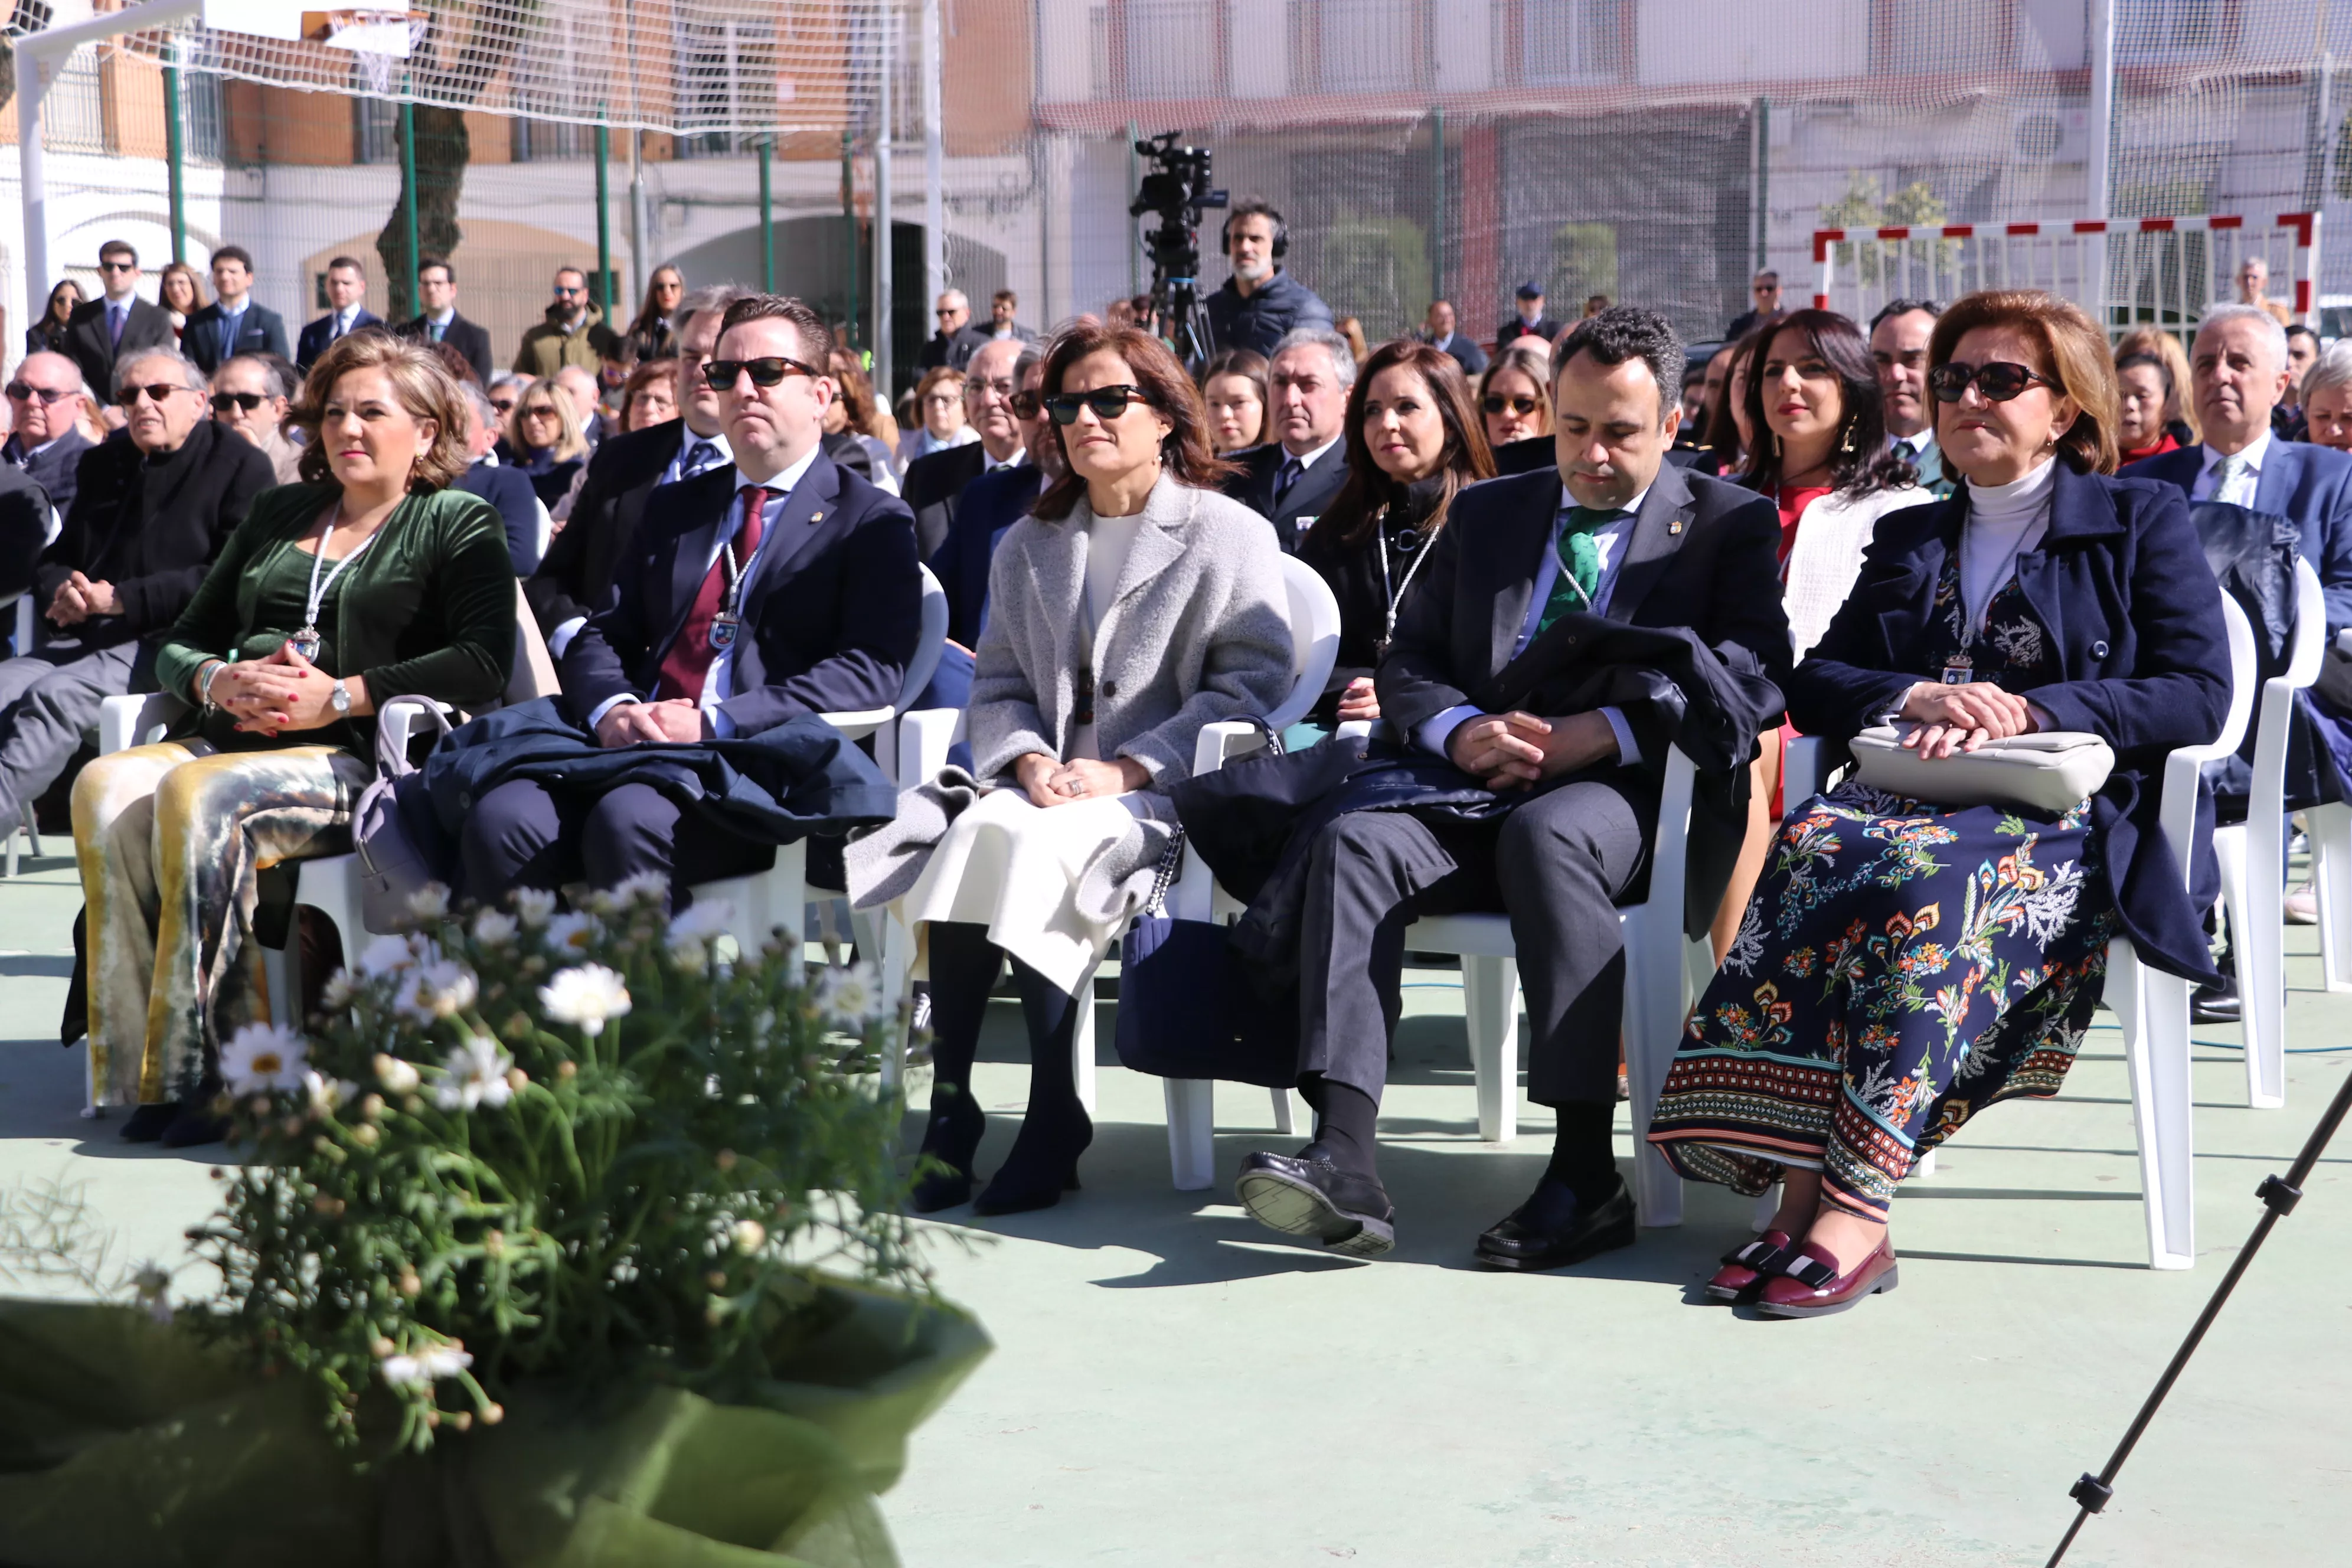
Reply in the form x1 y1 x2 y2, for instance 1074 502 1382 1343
1418 298 1487 377
63 241 175 406
294 256 381 374
1724 269 1785 342
0 348 269 839
207 354 301 484
514 266 620 380
902 337 1030 560
1224 326 1355 550
4 352 96 521
917 289 989 373
527 284 747 651
466 293 920 906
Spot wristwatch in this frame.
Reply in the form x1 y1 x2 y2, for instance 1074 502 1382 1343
329 678 352 716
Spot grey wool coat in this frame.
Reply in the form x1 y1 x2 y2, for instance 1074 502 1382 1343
968 475 1294 785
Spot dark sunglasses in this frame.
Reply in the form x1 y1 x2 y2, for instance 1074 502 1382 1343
5 383 72 404
119 383 187 405
97 260 136 273
1928 360 2057 404
1010 390 1043 419
1045 385 1150 424
488 397 518 413
210 391 266 413
703 355 821 390
1482 394 1540 416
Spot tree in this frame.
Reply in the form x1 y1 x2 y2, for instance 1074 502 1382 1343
1818 172 1955 289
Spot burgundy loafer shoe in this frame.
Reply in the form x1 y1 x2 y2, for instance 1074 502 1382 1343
1755 1236 1899 1318
1706 1230 1792 1302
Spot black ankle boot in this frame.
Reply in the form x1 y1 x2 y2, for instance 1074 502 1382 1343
909 1086 986 1214
972 1103 1093 1217
118 1102 178 1143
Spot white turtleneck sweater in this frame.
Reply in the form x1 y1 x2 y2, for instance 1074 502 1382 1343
1958 455 2057 635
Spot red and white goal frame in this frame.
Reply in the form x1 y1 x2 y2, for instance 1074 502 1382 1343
1811 212 2323 338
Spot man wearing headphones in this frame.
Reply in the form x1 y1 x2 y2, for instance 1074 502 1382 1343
1207 198 1335 358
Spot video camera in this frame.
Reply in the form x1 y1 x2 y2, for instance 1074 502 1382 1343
1129 132 1226 368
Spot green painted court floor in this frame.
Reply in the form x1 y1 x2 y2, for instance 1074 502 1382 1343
1 850 2346 1566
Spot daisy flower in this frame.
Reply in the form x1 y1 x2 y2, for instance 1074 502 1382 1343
541 912 597 955
471 908 518 946
511 887 558 927
614 870 671 909
540 964 632 1037
380 1341 473 1390
436 1033 516 1112
395 959 479 1025
221 1023 308 1095
814 960 886 1029
373 1053 422 1095
302 1069 359 1116
406 883 452 922
358 932 420 979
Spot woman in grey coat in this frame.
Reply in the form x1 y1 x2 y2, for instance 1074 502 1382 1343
886 322 1292 1215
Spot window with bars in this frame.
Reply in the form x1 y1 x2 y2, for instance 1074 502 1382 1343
1089 1 1224 100
1514 0 1628 86
1289 0 1428 96
179 68 224 164
675 15 780 157
2119 0 2227 57
352 92 397 165
1870 0 2011 75
512 118 591 160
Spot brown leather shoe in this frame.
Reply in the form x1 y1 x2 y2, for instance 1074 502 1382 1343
1755 1236 1899 1318
1706 1230 1792 1302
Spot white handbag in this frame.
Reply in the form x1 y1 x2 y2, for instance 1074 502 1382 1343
1845 722 2114 815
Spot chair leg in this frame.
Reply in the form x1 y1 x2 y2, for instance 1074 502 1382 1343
1752 1184 1780 1232
2314 802 2352 995
1622 918 1687 1230
1462 953 1519 1143
2112 940 2196 1270
1165 1078 1214 1190
1268 1086 1305 1135
1913 1148 1937 1177
1072 959 1099 1116
21 802 40 860
2239 822 2288 1111
854 907 913 1095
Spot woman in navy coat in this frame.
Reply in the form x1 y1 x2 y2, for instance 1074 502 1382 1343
1649 290 2230 1317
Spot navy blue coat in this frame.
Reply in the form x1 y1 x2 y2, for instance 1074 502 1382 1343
182 300 292 375
561 451 922 737
296 308 384 372
454 460 544 575
928 461 1045 648
1789 462 2232 982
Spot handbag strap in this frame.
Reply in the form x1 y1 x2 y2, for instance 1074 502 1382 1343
1141 824 1185 916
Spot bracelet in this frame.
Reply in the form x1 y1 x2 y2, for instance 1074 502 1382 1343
198 660 228 713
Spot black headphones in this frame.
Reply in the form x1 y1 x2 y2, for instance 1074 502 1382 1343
1223 204 1289 261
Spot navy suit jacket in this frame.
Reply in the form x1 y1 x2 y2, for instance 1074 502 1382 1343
1791 463 2230 982
455 461 544 575
396 312 495 386
561 453 923 737
297 308 385 371
182 300 291 374
1221 442 1349 553
2123 439 2352 634
928 462 1046 648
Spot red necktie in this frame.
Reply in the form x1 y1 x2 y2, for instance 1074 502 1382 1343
656 485 769 702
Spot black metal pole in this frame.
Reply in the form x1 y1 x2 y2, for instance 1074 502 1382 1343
2047 1059 2352 1565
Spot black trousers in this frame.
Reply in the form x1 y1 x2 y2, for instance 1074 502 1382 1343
1296 770 1654 1109
460 777 777 904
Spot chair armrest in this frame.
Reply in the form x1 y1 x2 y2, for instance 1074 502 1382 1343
378 697 455 760
99 692 188 756
1191 719 1270 779
897 707 965 789
822 707 896 742
1783 735 1825 803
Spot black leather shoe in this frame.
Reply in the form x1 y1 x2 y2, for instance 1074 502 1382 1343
2191 975 2240 1025
1234 1148 1395 1257
117 1102 179 1143
158 1104 229 1149
1476 1174 1636 1272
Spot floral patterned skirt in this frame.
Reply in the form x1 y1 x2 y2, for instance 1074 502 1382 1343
1647 782 2116 1220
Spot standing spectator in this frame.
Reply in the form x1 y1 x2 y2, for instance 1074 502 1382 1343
2280 322 2320 440
1223 326 1356 551
506 378 591 511
1725 269 1784 340
25 280 81 358
2236 255 2292 327
394 257 495 386
822 348 903 495
1869 298 1946 491
3 353 97 519
1477 340 1553 452
622 263 685 362
2115 326 2199 448
2302 343 2352 455
1582 294 1611 319
1200 348 1270 453
65 241 176 404
903 337 1032 560
295 256 382 373
1297 339 1494 726
1417 299 1488 377
983 288 1038 345
2113 350 2181 463
1207 198 1335 357
514 266 618 377
451 380 547 576
918 289 989 372
183 247 290 375
208 354 302 485
899 366 977 463
1495 282 1563 348
1334 316 1371 367
617 358 678 435
155 263 207 347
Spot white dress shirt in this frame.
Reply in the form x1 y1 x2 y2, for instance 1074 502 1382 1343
2190 429 2272 507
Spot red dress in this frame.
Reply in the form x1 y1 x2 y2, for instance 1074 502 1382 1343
1773 483 1832 566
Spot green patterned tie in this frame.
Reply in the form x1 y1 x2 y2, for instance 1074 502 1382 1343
1535 505 1627 638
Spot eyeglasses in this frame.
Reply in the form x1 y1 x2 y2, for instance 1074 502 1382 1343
1010 390 1043 419
489 397 518 414
1926 360 2058 404
97 260 136 274
210 391 267 413
6 384 72 404
1482 394 1540 416
935 307 959 318
554 284 587 298
704 355 822 390
1045 385 1151 424
119 383 187 405
520 403 561 420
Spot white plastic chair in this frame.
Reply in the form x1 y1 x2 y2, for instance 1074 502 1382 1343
2304 629 2352 997
1781 589 2256 1270
0 593 39 874
2211 557 2323 1109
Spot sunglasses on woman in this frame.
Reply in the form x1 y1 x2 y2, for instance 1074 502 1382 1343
1926 361 2057 404
520 402 560 420
703 355 821 390
1044 385 1150 424
1009 390 1043 419
1482 394 1540 416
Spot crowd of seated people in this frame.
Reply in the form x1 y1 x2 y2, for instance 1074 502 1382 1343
9 232 2340 1321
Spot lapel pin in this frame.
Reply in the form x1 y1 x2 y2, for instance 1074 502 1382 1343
1668 518 1684 535
809 510 824 524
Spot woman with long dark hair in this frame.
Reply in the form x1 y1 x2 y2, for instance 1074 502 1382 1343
1705 327 1768 478
25 280 81 356
1200 348 1270 453
1301 339 1494 725
622 264 685 361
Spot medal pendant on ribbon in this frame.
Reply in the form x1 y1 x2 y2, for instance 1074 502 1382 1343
291 626 322 661
1941 663 1973 685
707 612 739 652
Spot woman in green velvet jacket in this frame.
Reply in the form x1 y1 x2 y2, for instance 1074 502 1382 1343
73 330 517 1146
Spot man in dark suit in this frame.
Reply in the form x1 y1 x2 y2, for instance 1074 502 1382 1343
1233 306 1791 1266
295 256 383 373
0 346 271 832
4 352 96 521
64 240 177 405
461 293 921 902
182 246 290 377
451 381 547 575
396 257 495 385
1223 326 1354 551
901 335 1032 560
526 283 748 648
1418 298 1488 377
1495 282 1564 348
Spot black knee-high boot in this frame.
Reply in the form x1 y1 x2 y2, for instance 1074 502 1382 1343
971 956 1095 1216
911 922 1001 1212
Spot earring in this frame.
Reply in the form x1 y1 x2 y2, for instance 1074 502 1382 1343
1840 420 1857 456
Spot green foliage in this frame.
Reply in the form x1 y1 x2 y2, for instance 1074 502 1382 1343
1324 212 1431 344
184 881 927 1458
1820 174 1957 288
1550 222 1619 306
